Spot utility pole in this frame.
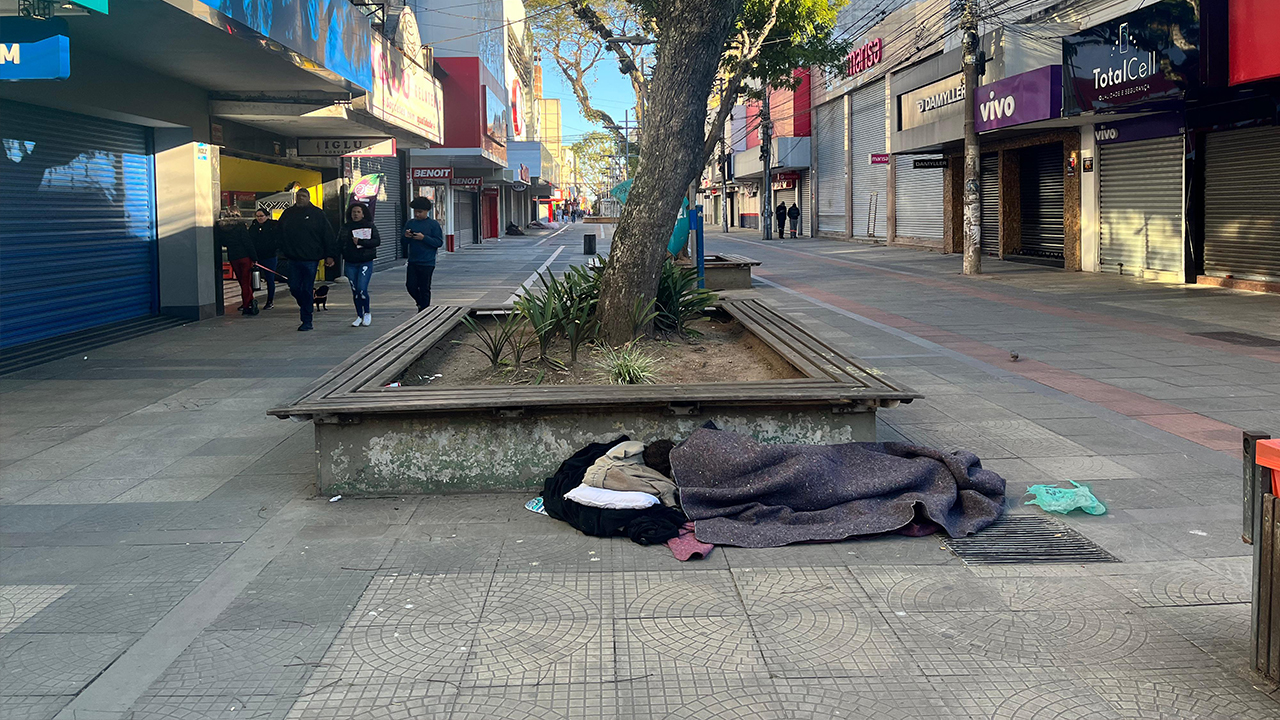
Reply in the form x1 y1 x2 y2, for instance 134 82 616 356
720 136 730 233
961 0 982 274
760 87 773 242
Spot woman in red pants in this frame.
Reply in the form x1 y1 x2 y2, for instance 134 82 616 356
217 211 258 315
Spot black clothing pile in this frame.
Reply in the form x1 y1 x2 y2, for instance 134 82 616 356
669 427 1005 548
540 436 686 545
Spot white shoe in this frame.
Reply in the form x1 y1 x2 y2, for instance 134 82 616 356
361 313 372 326
351 316 363 327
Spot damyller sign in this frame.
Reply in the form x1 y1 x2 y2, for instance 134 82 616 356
1063 0 1199 115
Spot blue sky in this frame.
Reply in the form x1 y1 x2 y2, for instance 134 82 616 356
542 59 638 144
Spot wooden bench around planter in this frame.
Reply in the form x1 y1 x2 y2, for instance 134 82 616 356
680 254 761 291
270 299 920 495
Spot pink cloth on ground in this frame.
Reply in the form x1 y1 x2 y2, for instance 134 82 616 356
667 521 714 561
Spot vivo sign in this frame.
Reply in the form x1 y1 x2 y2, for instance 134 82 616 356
974 66 1062 132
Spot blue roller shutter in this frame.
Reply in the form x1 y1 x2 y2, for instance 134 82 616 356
0 101 157 348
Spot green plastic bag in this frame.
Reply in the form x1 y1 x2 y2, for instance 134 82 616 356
1024 480 1106 515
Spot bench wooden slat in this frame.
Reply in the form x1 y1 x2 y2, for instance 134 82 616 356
727 300 855 383
273 384 907 416
714 253 762 266
290 307 454 403
725 299 880 386
330 307 466 395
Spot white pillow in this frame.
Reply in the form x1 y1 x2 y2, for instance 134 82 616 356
565 484 660 510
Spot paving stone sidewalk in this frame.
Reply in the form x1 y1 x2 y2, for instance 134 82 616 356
2 224 1279 719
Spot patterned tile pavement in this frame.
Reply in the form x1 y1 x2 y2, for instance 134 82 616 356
2 229 1279 718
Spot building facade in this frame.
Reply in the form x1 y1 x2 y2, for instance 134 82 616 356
806 0 1280 292
0 0 443 351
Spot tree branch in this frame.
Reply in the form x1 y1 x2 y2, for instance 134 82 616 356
698 0 784 170
568 1 647 99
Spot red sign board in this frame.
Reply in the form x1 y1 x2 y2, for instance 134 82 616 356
411 167 452 182
1230 0 1280 85
868 153 891 165
451 176 483 189
848 38 882 76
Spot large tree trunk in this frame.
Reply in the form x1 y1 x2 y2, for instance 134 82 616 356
596 0 743 346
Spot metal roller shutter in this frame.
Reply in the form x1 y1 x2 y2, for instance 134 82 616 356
1099 135 1183 276
1205 125 1280 283
352 156 404 271
850 80 887 238
980 153 1000 255
0 101 156 349
894 155 944 241
813 100 846 234
453 191 476 245
772 186 795 235
1019 143 1065 259
797 170 808 236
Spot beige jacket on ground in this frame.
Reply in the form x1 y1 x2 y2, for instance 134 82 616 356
583 441 679 507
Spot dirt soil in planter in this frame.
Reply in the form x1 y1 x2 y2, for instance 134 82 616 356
398 313 804 387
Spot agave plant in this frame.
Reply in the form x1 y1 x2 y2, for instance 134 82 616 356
461 313 520 369
513 289 558 361
559 293 599 364
655 261 717 337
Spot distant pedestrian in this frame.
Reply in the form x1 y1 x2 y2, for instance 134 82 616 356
339 202 381 327
403 196 443 312
248 208 281 309
278 188 337 332
216 210 258 315
787 203 800 238
774 202 787 237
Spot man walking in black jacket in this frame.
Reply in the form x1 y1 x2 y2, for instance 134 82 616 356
277 189 337 331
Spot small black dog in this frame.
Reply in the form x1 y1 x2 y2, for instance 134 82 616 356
313 284 329 310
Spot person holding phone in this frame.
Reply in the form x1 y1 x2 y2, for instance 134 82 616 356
403 197 443 311
339 202 381 327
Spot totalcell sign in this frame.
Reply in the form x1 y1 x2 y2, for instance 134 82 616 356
974 65 1062 132
847 38 882 76
1063 0 1199 115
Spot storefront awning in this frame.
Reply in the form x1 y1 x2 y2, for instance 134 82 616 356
209 100 430 148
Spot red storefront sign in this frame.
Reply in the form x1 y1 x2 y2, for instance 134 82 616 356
770 172 799 190
1230 0 1280 85
848 38 882 76
411 167 452 182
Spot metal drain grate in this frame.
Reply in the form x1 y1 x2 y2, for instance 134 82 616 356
1188 331 1280 348
944 515 1120 565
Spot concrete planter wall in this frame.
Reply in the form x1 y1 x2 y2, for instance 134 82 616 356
272 299 919 495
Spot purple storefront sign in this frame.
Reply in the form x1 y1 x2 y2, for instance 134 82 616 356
974 65 1063 132
1094 112 1184 145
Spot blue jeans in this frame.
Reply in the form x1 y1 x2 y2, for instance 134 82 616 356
344 261 373 316
287 259 319 325
258 257 278 303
